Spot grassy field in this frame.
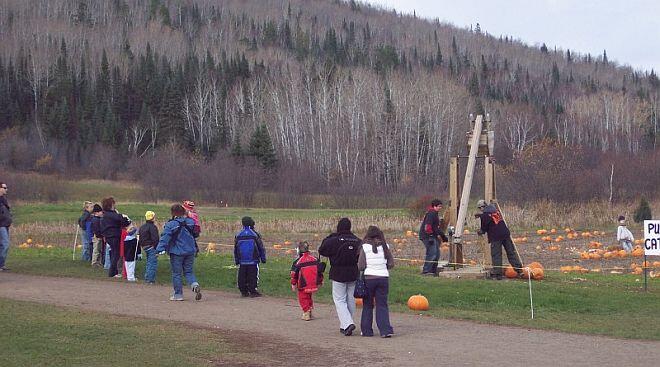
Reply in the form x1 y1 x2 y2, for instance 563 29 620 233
0 297 254 367
7 247 660 341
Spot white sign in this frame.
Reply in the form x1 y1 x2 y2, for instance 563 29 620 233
644 220 660 256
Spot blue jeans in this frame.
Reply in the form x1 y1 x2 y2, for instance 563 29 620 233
81 231 93 262
169 254 197 296
422 237 440 273
0 227 9 268
103 244 111 270
144 247 158 282
360 277 393 337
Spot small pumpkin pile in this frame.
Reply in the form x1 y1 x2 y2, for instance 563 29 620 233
407 294 429 311
522 261 544 280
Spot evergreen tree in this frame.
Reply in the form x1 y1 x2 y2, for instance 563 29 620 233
634 197 652 223
248 124 278 170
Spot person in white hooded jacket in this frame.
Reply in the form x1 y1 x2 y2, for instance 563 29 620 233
616 215 634 252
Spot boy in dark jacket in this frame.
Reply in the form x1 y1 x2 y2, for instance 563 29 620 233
476 199 523 280
100 197 131 278
234 216 266 297
139 211 159 284
419 199 449 276
90 205 104 267
290 242 323 321
318 218 361 336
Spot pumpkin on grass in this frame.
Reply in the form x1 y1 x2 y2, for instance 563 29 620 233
504 266 518 279
407 294 429 311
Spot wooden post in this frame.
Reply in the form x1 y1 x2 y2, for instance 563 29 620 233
449 157 459 267
483 156 495 266
452 115 483 267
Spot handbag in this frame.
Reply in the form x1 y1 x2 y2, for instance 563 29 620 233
353 272 368 299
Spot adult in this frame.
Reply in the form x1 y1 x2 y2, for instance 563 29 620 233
78 201 94 262
0 182 12 271
318 218 361 336
418 199 448 276
90 204 104 267
100 197 131 278
156 204 201 301
476 199 523 280
358 226 395 337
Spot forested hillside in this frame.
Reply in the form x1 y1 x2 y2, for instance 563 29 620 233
0 0 658 205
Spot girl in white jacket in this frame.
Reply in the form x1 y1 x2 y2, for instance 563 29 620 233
616 215 634 252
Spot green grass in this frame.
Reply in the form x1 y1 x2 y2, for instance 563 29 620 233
0 298 251 367
12 202 407 225
7 247 660 340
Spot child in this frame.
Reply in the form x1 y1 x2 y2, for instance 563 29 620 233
156 204 202 301
290 242 323 321
139 211 159 284
617 215 634 252
123 226 139 282
90 204 104 267
79 201 94 262
183 200 201 255
234 216 266 297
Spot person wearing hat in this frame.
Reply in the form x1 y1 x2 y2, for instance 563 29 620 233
79 201 95 263
318 218 361 336
616 215 634 252
139 211 160 284
234 216 266 297
418 199 449 276
90 204 105 267
182 200 201 236
476 199 523 280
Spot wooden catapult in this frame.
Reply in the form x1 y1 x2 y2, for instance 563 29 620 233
441 114 496 278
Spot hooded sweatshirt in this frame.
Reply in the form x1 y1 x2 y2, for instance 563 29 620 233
479 204 510 242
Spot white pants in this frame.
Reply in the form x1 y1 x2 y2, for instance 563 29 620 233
125 261 136 281
332 280 356 329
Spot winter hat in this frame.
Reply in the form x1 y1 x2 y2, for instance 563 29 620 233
337 217 352 232
297 241 310 254
476 199 487 209
242 216 255 227
182 200 195 210
145 211 156 221
92 204 103 213
618 215 626 224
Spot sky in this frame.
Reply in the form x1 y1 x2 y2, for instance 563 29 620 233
366 0 660 73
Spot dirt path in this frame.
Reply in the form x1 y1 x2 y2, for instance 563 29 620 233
0 273 658 366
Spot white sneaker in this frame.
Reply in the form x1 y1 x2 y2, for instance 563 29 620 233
169 294 184 301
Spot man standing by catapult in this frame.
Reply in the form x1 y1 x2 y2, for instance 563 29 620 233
476 199 523 280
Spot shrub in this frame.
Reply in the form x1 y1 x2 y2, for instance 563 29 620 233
634 197 652 223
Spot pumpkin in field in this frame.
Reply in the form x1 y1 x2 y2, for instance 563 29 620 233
633 267 643 275
536 229 547 235
618 250 628 258
580 252 590 259
531 267 544 280
504 266 518 279
407 294 430 311
527 261 544 270
521 267 532 279
589 253 601 260
631 248 644 257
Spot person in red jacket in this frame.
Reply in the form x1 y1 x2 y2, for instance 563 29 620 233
290 242 324 321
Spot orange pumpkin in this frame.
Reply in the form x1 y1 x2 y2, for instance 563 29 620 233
407 294 430 311
527 261 544 270
531 267 544 280
504 266 518 279
618 250 628 258
521 267 532 279
631 248 644 257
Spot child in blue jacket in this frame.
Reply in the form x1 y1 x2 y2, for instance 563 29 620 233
234 216 266 297
156 204 202 301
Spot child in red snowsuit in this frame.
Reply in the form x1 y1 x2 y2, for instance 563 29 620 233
290 242 324 321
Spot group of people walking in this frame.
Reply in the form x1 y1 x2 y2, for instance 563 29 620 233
78 198 202 301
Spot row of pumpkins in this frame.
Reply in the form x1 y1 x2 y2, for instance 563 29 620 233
504 261 545 280
18 238 54 249
580 246 646 260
